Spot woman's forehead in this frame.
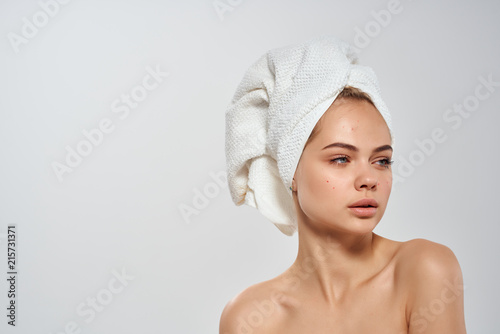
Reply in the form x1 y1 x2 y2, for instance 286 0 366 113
311 100 392 147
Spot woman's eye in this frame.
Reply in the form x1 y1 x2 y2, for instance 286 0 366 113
330 156 349 165
376 158 394 169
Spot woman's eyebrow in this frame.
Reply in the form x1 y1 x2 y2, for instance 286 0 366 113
321 142 393 153
373 144 393 153
322 142 358 151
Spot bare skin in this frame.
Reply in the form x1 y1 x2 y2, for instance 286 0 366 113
220 99 466 333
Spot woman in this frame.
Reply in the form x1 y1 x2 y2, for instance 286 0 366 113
221 36 466 333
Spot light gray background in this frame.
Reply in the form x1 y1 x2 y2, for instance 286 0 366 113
1 0 498 333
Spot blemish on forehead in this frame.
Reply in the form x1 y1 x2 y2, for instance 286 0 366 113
332 186 335 189
326 180 329 183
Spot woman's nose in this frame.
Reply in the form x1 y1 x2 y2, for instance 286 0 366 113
354 164 378 191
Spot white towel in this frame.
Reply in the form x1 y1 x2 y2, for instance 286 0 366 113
225 35 394 236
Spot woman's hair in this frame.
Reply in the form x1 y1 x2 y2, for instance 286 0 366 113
304 86 375 148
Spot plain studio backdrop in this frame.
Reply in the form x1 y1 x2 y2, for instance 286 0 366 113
0 0 498 333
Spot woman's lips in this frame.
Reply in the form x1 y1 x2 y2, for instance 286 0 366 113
348 198 378 217
348 206 377 217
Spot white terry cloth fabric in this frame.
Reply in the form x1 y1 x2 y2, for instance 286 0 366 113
224 35 394 236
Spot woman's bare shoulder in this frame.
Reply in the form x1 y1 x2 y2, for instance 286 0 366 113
219 278 285 334
394 238 466 331
395 238 460 266
391 237 462 278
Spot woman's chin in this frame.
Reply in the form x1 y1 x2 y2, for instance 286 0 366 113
310 219 379 236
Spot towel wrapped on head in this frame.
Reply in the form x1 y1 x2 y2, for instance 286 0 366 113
225 35 394 236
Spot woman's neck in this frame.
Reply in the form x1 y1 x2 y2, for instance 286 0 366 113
288 227 386 306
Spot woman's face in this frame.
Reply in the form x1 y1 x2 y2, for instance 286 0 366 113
292 98 393 235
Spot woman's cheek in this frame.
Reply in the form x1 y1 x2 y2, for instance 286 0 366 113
380 176 392 196
324 175 351 196
311 166 332 193
325 179 335 190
